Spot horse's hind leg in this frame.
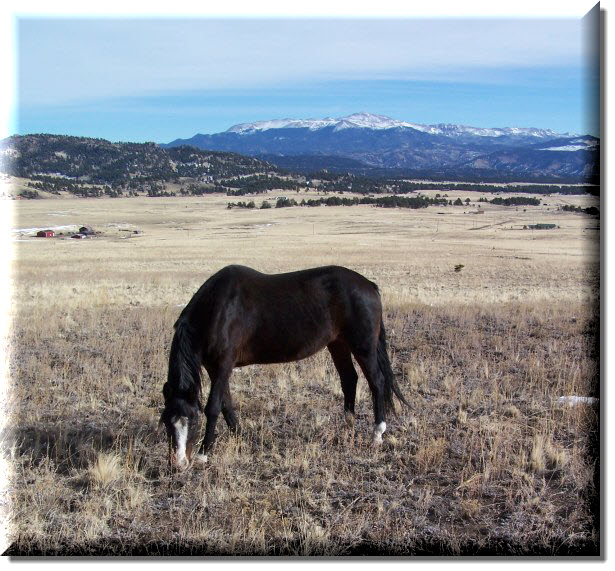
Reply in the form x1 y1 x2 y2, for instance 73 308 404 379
327 339 358 424
350 346 387 445
195 363 232 462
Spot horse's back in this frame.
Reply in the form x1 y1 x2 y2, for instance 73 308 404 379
179 265 383 365
200 264 376 294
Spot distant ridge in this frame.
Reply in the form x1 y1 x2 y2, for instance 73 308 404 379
163 112 598 182
0 133 277 185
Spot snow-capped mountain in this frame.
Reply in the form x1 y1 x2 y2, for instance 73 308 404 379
227 112 426 133
226 112 570 140
164 112 598 181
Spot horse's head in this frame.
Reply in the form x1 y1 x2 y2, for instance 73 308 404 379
159 382 200 472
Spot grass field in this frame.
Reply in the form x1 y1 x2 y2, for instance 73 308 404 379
2 189 600 554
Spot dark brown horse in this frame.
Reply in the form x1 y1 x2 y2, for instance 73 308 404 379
160 265 408 471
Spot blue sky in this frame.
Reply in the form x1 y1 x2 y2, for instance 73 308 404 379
15 17 598 142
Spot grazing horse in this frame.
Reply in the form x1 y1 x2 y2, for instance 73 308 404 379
159 265 408 471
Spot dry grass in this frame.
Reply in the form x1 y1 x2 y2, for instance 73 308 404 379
2 192 599 555
88 453 123 488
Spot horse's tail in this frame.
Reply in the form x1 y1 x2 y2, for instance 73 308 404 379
377 323 410 414
167 317 203 405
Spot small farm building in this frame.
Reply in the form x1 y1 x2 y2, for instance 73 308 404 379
79 226 94 235
36 230 54 238
71 233 86 239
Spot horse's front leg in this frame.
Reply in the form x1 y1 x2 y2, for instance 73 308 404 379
194 364 232 464
222 384 240 434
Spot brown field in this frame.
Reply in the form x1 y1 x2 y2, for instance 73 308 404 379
2 189 600 555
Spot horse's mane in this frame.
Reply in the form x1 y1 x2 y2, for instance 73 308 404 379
167 316 202 405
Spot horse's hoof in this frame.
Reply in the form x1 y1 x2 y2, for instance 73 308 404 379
193 454 208 466
372 422 386 445
344 412 355 427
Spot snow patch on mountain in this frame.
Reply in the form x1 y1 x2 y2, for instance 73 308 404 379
540 139 598 152
227 117 338 133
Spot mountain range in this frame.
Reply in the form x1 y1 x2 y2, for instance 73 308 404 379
164 112 599 182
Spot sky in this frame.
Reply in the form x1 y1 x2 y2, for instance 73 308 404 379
13 14 599 143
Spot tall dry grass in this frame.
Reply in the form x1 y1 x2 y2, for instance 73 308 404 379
4 299 598 554
3 194 599 554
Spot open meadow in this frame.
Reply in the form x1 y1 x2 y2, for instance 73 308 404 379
2 189 600 554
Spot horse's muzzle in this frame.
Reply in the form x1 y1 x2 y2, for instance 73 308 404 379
169 452 190 472
169 442 194 472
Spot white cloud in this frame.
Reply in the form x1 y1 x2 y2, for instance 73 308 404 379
18 18 583 107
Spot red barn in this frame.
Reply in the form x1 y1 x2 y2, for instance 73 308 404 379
36 230 55 238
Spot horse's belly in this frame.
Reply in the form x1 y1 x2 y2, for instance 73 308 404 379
240 324 333 366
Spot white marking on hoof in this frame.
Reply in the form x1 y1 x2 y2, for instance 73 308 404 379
194 454 208 464
373 422 386 444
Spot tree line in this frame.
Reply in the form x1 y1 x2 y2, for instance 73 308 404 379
228 194 451 210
